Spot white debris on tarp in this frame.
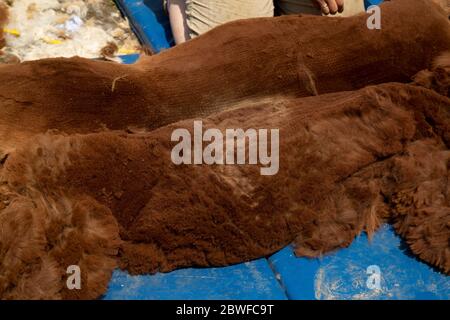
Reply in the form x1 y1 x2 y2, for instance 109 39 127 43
1 0 141 61
60 15 84 33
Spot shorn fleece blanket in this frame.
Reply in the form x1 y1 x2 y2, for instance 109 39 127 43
0 0 449 299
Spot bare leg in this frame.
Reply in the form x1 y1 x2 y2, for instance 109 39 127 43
167 0 190 44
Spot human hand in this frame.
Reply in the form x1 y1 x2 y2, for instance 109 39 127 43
312 0 344 15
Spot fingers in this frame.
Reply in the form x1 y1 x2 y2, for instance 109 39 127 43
325 0 339 14
315 0 330 15
336 0 344 13
316 0 345 15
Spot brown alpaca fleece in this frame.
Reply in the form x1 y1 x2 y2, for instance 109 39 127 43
0 79 449 299
414 52 450 96
432 0 450 15
0 0 449 300
0 0 449 156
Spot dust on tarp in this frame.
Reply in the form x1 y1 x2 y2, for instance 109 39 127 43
0 0 141 62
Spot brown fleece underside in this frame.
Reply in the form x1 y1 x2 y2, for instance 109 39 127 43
0 0 449 299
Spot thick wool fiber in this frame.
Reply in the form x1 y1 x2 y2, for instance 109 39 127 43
1 80 449 299
0 0 449 155
0 0 449 300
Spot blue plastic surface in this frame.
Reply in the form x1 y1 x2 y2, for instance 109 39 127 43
115 0 174 53
364 0 384 9
120 54 140 64
104 260 287 300
269 225 450 300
